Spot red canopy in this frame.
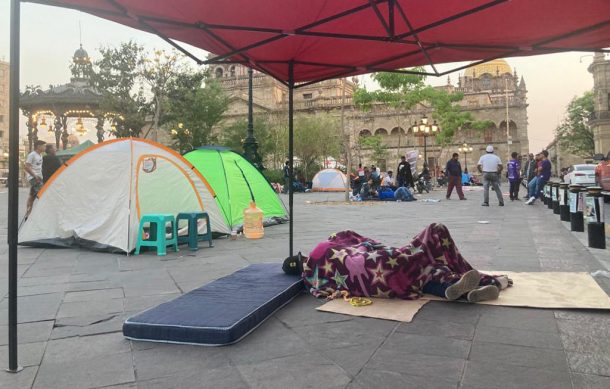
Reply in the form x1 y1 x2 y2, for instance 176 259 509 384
27 0 610 84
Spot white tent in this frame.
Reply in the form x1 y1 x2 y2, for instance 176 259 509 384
19 138 230 253
311 168 348 192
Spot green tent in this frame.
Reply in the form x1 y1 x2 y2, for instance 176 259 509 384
184 147 287 230
56 140 95 163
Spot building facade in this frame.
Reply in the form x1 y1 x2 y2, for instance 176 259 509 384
589 52 610 156
0 60 9 172
213 58 529 174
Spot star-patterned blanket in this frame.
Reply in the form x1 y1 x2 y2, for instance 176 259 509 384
303 223 501 299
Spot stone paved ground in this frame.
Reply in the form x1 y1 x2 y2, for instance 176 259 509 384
1 186 609 389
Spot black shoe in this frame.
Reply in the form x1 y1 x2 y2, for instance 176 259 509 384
481 202 489 207
499 202 504 206
460 197 467 200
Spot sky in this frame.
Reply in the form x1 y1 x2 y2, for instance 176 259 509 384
0 1 599 151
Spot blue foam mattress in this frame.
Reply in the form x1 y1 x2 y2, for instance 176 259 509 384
123 263 303 345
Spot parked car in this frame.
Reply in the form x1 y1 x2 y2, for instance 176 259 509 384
595 151 610 191
563 164 596 186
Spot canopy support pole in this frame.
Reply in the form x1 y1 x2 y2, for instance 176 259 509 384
7 0 23 373
288 62 294 259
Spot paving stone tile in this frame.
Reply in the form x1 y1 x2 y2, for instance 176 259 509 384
476 306 558 332
56 298 124 319
133 343 231 381
570 373 610 389
275 294 353 327
0 366 39 389
461 360 572 389
382 332 471 359
567 352 610 376
396 318 475 340
320 341 385 377
236 353 351 389
50 313 127 339
123 293 181 312
367 347 465 380
136 367 248 389
0 320 54 345
43 332 130 364
474 324 564 349
0 292 63 324
412 301 482 324
0 341 47 367
469 341 568 371
354 368 459 389
33 351 134 389
63 287 124 302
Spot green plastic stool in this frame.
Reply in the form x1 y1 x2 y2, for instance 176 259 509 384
176 211 213 251
135 214 178 256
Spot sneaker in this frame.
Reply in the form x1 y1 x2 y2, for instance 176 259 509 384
525 196 535 205
499 202 504 206
460 197 467 200
446 196 450 200
481 202 489 207
466 285 500 302
445 270 481 301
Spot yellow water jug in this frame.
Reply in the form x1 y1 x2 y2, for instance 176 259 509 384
243 201 264 239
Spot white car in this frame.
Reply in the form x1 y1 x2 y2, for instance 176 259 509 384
563 164 597 186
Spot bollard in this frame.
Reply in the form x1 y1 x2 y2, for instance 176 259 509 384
552 182 561 214
559 183 570 221
541 182 547 205
585 186 605 249
547 182 554 209
569 184 584 232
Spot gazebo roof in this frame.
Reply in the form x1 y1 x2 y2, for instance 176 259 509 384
20 80 103 110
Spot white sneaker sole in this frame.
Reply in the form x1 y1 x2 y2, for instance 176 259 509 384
467 285 500 302
445 270 480 300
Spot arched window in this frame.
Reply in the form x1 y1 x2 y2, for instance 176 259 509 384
215 67 224 78
390 127 404 136
229 66 236 77
484 123 497 143
374 128 388 136
359 129 372 137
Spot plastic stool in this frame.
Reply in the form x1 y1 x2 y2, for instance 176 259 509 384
176 211 214 251
135 214 178 256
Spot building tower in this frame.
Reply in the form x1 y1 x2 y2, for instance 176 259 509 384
589 53 610 155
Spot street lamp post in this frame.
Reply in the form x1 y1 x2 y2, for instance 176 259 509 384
243 67 264 170
412 116 439 170
458 143 473 171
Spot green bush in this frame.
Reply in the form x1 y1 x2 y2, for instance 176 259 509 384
264 169 284 184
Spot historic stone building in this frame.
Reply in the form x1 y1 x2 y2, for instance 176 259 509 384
589 52 610 156
0 60 9 171
211 58 529 173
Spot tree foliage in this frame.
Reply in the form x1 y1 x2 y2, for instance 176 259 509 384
353 69 493 144
293 114 341 180
359 135 388 165
165 71 229 153
556 91 595 158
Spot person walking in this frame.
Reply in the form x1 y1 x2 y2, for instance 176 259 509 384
477 145 504 207
282 160 290 194
526 150 552 205
507 152 521 201
445 153 466 200
397 156 414 189
24 140 46 217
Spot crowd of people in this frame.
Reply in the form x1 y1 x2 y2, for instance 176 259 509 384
351 156 418 202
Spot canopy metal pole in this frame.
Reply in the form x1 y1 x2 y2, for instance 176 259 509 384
7 0 22 373
288 62 294 258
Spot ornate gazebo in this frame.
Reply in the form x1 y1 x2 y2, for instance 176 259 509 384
20 45 116 151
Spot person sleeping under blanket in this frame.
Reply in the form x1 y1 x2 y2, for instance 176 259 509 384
283 223 511 302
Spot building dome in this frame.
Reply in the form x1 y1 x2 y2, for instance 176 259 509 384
73 45 90 64
463 59 512 78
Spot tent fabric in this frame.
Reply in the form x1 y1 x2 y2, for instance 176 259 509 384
26 1 610 83
56 140 95 157
19 138 230 253
312 169 348 192
184 148 287 230
123 263 304 345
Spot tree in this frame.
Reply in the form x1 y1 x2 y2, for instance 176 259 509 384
359 135 388 165
353 69 493 145
164 71 229 152
90 41 147 137
556 91 595 158
293 114 341 180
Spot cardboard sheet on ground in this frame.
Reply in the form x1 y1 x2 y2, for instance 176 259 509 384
426 272 610 309
316 298 428 322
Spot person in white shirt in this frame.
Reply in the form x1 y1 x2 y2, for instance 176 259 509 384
24 140 46 217
381 170 396 189
477 145 504 207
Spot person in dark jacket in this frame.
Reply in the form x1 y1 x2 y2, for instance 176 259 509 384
445 153 466 200
522 153 536 188
42 144 62 183
397 156 414 188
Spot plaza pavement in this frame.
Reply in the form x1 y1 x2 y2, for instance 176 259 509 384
0 186 609 389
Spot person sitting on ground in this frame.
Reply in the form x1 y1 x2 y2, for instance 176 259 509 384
394 186 416 202
283 223 511 302
381 170 396 190
358 178 377 200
